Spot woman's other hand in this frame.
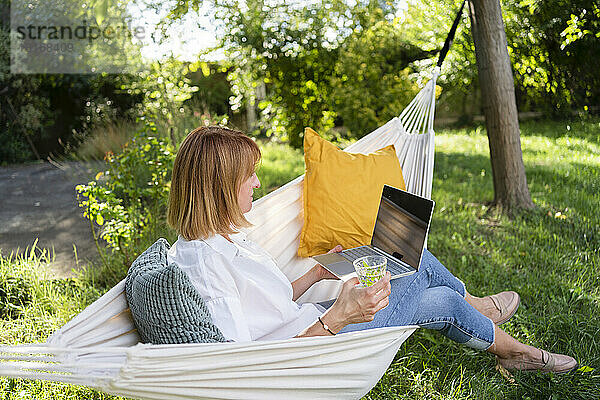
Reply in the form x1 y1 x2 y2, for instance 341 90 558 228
292 245 343 301
314 245 343 281
327 245 343 254
326 272 392 330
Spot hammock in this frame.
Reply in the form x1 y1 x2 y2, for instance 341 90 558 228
0 46 454 399
0 71 438 399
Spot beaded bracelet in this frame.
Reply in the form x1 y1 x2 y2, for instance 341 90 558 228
318 316 336 335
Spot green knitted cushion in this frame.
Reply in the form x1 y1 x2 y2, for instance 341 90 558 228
125 238 227 344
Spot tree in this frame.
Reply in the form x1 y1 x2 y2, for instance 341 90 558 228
1 0 147 164
404 0 600 118
468 0 534 212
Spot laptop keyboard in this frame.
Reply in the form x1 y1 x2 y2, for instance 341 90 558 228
340 246 414 276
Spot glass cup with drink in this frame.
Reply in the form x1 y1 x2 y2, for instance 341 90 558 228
353 255 387 287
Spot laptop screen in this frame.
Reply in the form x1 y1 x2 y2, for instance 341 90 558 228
370 185 435 270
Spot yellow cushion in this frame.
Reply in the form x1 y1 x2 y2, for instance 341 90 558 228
298 127 406 257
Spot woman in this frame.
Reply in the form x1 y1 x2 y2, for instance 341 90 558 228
166 126 577 374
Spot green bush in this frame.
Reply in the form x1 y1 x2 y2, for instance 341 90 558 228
330 20 425 137
76 123 175 267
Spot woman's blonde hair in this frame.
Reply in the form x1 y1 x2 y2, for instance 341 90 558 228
167 126 261 240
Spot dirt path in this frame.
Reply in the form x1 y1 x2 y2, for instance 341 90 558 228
0 161 103 277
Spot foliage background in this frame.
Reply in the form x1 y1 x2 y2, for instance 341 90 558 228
3 0 598 163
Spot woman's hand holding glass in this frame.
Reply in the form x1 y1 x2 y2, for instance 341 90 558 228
322 272 392 333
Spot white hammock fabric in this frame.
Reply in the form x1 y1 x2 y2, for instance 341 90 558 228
0 68 440 400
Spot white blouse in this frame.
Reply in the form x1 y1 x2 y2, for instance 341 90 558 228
167 231 323 342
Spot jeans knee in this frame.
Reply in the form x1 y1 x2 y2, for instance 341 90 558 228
424 287 464 315
421 249 446 276
421 248 434 268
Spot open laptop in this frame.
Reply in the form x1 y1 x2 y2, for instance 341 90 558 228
312 184 435 281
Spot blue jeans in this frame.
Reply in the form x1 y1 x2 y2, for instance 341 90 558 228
319 249 495 350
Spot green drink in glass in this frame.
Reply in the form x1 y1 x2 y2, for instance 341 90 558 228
353 255 387 287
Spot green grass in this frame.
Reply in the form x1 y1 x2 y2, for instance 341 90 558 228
254 140 306 199
0 246 126 399
2 117 599 399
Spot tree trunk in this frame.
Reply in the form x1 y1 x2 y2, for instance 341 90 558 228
468 0 534 212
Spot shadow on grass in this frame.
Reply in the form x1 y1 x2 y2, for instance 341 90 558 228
519 117 600 144
440 116 600 144
527 161 600 216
